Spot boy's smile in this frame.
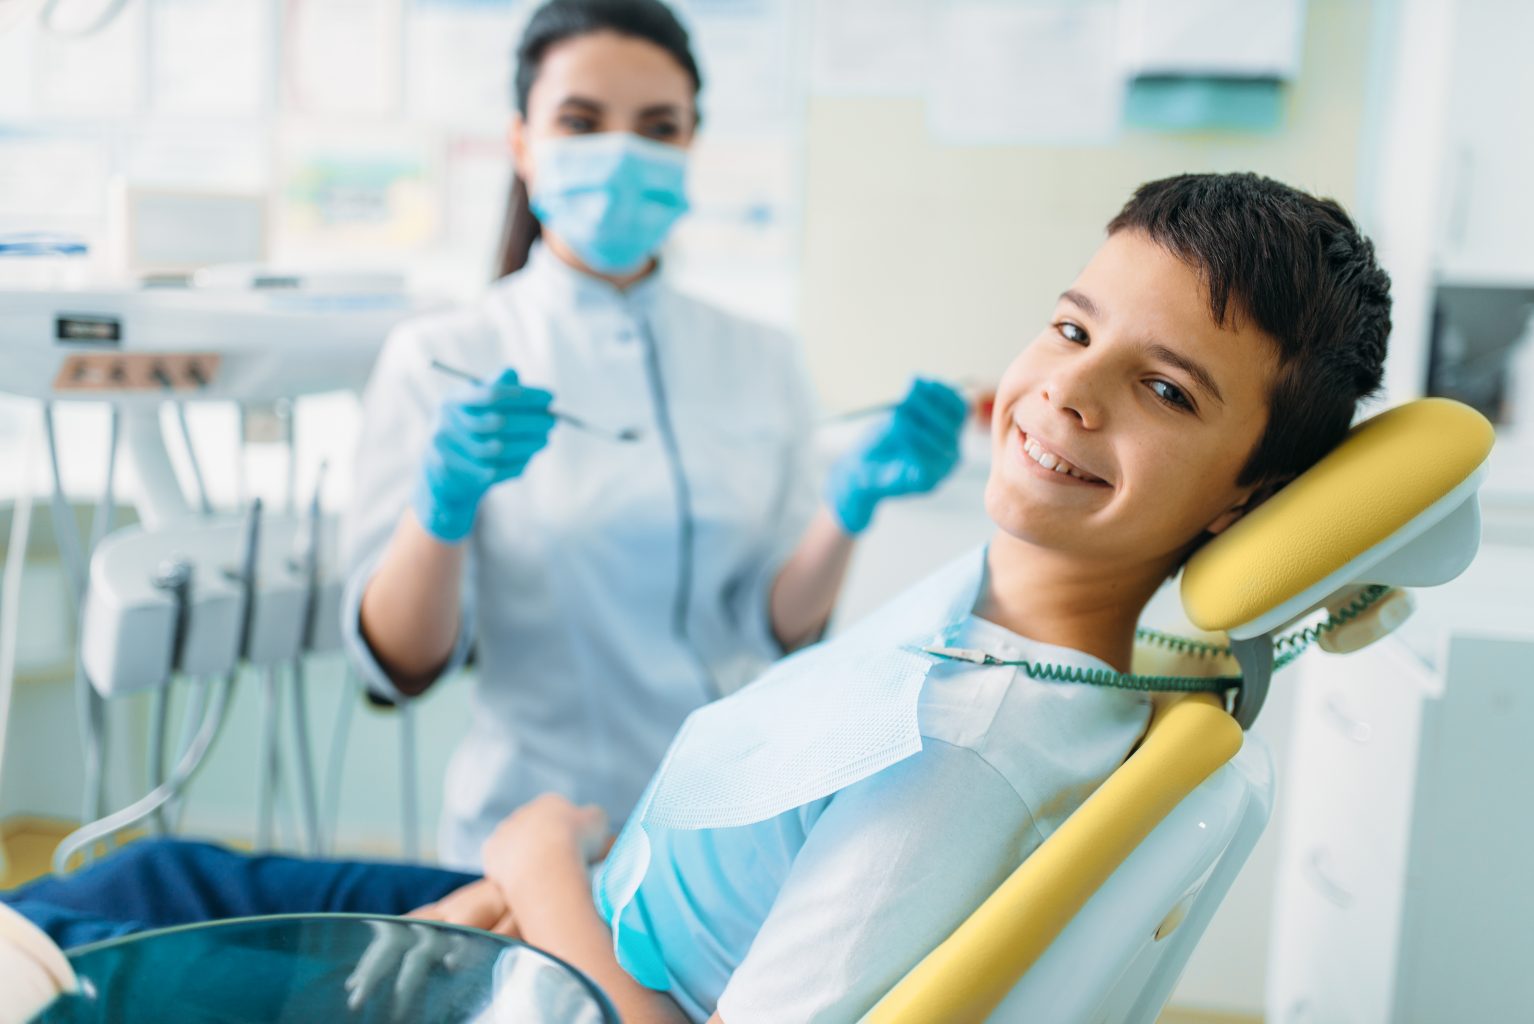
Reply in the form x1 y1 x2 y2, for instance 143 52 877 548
985 229 1277 574
1009 427 1110 486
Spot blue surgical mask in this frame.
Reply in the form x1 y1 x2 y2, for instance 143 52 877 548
528 132 691 275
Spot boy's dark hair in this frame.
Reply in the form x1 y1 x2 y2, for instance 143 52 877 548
1108 172 1391 488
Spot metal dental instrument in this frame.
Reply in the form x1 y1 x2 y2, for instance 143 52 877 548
43 401 118 862
322 670 355 856
818 400 906 426
286 461 327 855
428 358 643 443
152 363 213 515
818 381 986 427
256 676 280 851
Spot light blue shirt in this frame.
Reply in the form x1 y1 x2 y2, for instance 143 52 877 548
593 547 1153 1021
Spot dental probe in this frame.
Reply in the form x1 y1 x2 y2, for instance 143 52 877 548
429 359 643 443
819 381 988 427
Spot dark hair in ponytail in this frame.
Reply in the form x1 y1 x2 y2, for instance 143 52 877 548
494 0 703 279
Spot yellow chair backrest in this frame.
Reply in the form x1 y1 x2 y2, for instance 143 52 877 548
864 398 1495 1023
861 695 1240 1023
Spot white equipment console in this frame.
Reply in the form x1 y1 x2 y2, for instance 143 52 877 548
0 278 431 864
0 282 428 695
82 514 345 697
0 284 414 405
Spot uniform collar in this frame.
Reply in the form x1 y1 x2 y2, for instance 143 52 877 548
520 240 667 314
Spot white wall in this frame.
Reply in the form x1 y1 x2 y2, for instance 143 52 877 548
799 0 1376 414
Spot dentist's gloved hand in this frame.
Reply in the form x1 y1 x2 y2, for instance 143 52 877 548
825 377 968 535
411 368 555 543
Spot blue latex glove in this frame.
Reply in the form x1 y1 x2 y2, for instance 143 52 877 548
411 368 556 543
825 377 968 535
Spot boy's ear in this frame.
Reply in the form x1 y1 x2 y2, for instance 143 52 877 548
1204 478 1291 536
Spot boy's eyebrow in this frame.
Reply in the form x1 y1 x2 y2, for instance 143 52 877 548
638 103 684 118
1147 343 1225 406
558 96 604 112
1059 289 1101 320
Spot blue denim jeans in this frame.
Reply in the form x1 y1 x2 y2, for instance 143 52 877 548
3 838 478 949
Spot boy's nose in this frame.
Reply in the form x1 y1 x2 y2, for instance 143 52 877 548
1041 366 1104 429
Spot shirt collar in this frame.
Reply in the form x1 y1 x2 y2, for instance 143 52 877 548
520 240 667 314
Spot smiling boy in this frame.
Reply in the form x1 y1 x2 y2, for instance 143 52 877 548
2 173 1389 1024
455 172 1392 1023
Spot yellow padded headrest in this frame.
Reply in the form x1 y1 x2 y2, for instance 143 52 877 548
1181 398 1494 633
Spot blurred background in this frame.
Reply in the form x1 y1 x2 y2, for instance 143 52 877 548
0 1 1530 1020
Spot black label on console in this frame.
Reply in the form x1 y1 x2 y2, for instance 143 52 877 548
56 315 122 344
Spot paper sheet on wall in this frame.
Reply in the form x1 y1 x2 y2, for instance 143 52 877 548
119 124 271 192
668 133 800 328
275 130 437 257
32 1 145 115
1118 0 1304 78
0 22 36 118
442 134 512 287
927 0 1123 146
283 0 402 116
810 0 929 98
406 0 530 127
675 0 798 134
0 135 111 221
151 0 269 115
654 0 804 327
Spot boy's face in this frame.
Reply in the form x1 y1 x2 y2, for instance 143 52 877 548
985 229 1276 570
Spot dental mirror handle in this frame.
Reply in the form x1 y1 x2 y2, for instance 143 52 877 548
820 400 900 425
819 380 988 427
428 359 642 443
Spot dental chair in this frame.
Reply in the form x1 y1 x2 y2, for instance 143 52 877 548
1 399 1495 1024
864 397 1496 1023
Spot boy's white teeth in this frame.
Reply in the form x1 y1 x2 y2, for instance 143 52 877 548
1021 433 1096 482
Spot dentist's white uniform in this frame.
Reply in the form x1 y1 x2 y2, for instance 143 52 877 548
341 244 818 869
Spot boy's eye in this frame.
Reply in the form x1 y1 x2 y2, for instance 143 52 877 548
557 115 598 132
1055 321 1087 344
1149 379 1193 411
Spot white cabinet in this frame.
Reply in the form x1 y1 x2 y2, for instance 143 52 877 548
1436 0 1534 286
1267 591 1534 1021
1368 0 1534 407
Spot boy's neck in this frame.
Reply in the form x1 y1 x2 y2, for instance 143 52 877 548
977 530 1172 673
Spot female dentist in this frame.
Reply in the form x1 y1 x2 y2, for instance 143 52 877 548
343 0 968 869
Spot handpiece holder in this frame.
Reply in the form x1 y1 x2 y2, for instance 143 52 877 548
1180 398 1496 730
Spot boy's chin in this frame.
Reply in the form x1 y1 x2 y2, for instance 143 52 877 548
983 477 1084 549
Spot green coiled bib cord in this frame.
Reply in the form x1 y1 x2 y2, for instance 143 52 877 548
922 584 1392 694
